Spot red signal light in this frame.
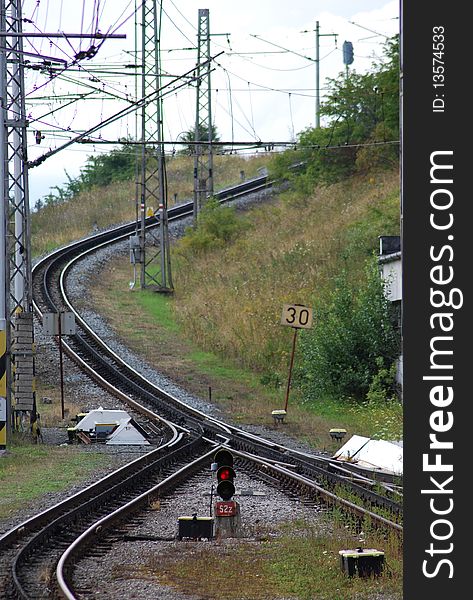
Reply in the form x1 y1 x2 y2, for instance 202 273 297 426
214 449 236 501
219 468 231 480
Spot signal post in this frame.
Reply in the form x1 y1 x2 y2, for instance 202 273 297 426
212 449 242 538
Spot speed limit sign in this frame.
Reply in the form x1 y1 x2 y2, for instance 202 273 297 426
281 304 313 329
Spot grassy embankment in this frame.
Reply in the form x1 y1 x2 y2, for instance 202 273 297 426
32 158 401 448
0 435 113 521
31 153 270 256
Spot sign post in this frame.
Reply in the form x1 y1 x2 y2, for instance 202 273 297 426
43 312 76 420
280 304 313 413
0 329 6 450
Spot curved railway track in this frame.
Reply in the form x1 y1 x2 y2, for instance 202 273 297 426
0 177 403 599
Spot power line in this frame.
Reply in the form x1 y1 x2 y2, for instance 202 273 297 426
28 54 223 168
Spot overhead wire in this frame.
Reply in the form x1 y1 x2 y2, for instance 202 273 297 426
223 68 234 150
28 54 221 167
230 92 260 141
23 1 397 174
247 82 256 139
79 0 86 52
19 0 139 159
159 4 195 48
214 60 319 98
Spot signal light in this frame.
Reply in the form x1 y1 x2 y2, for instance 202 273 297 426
214 449 236 501
218 467 232 480
342 41 354 65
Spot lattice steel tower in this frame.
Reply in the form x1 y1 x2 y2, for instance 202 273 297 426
1 0 36 438
136 0 173 292
193 8 214 221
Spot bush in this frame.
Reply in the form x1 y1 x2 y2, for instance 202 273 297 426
177 198 248 256
297 256 399 402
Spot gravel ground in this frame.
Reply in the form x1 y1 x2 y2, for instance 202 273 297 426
73 469 326 600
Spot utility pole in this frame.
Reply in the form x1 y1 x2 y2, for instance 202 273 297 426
1 0 36 445
0 6 127 449
315 21 338 128
137 0 173 292
193 8 213 221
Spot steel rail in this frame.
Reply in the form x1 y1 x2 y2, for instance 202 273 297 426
55 444 401 600
31 177 273 434
234 448 402 533
56 448 218 600
0 175 402 597
5 437 211 599
53 222 402 513
29 174 401 518
31 174 402 512
0 432 189 550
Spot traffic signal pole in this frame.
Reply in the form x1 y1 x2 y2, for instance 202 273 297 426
315 21 338 128
212 448 241 538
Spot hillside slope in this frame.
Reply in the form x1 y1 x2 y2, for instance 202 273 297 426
31 153 271 256
32 157 401 443
172 169 400 380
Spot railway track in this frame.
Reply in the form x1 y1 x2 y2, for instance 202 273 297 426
1 176 403 598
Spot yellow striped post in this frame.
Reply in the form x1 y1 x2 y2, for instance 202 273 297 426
0 329 6 449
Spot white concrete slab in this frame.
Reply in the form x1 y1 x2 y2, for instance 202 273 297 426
106 418 150 445
333 434 403 476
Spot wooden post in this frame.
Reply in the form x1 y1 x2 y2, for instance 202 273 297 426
57 312 65 420
284 328 298 412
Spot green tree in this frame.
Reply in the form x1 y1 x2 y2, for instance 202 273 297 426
40 142 136 206
80 143 136 188
270 35 399 190
178 124 220 156
297 256 400 402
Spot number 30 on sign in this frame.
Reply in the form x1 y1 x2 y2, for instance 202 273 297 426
281 304 313 329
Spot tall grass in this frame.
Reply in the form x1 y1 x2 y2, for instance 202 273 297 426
172 170 400 379
32 153 271 257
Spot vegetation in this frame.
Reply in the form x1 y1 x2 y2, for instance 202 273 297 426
133 518 402 600
178 197 247 255
172 171 400 398
35 143 136 210
31 152 271 256
177 124 220 155
297 257 400 402
170 34 401 412
270 36 399 192
89 255 402 445
0 436 111 519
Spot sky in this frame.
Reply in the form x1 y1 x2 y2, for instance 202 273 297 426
17 0 399 206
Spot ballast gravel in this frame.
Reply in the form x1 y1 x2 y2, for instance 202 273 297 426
72 469 326 600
